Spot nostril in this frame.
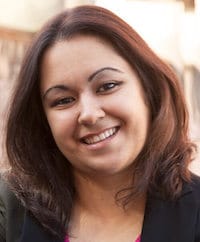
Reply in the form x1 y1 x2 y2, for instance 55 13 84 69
78 108 105 126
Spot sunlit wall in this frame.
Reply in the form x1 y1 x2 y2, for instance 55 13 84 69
95 0 200 69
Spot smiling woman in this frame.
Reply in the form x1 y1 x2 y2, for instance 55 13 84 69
40 35 149 177
0 4 200 242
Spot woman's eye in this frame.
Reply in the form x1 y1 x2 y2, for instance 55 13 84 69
97 82 121 93
51 97 75 107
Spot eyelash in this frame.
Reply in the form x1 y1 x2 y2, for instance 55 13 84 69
50 97 75 108
97 81 122 93
49 81 122 108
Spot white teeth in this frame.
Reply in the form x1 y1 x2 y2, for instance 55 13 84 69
104 130 110 138
99 133 106 140
93 136 100 143
83 127 117 144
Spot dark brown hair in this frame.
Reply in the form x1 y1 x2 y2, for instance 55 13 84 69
5 5 195 239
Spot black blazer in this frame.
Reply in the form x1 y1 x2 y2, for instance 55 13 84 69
0 175 200 242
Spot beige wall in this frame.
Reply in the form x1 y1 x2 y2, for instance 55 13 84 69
0 0 95 31
0 0 65 31
64 0 94 7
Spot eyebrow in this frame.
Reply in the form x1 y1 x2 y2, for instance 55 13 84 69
88 67 123 82
42 85 68 100
42 66 123 99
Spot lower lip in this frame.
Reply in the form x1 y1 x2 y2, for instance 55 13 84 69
81 128 119 150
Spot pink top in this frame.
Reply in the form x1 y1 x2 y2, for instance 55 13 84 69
65 235 141 242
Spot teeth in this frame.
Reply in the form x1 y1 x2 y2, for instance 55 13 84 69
99 133 106 140
83 127 117 144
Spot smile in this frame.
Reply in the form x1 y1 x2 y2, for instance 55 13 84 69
82 127 119 145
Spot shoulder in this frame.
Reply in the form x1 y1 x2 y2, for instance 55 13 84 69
0 175 22 210
0 176 16 204
179 173 200 207
188 173 200 239
0 179 7 241
185 173 200 198
144 173 200 240
191 173 200 188
180 173 200 240
0 175 26 242
0 177 12 241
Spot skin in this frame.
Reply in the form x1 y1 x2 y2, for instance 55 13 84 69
40 35 149 242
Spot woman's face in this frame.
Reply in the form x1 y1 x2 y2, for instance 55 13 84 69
40 35 149 177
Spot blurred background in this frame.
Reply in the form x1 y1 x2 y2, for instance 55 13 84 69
0 0 199 173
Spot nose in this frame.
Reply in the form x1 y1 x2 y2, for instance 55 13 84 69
78 96 105 126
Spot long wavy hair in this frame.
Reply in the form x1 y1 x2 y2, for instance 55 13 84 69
5 5 195 239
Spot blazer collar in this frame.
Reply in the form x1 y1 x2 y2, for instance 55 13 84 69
20 211 62 242
140 177 196 242
20 177 196 242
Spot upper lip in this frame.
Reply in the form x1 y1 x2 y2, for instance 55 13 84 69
79 126 119 141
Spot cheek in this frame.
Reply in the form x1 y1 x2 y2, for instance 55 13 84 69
107 91 149 122
45 111 75 143
130 105 149 137
111 95 149 140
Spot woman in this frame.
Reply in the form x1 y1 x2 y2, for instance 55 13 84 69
0 5 200 242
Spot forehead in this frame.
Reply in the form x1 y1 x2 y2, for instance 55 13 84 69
40 35 136 86
42 34 119 65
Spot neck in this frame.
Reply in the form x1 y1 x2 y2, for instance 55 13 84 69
69 170 146 241
72 169 145 219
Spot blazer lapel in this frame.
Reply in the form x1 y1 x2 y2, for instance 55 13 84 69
141 183 194 242
17 177 197 242
20 211 62 242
